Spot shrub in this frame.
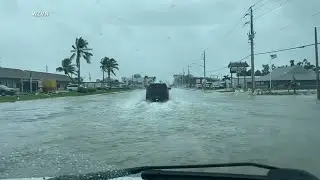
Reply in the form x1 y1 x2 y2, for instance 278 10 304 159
77 87 88 93
87 88 96 93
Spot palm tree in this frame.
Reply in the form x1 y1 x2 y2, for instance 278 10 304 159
222 75 230 81
290 60 295 66
70 37 93 87
100 57 109 85
101 57 119 89
56 58 77 83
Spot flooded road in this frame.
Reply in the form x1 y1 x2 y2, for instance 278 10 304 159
1 89 320 178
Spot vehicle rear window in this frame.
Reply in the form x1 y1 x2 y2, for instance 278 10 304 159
148 84 167 90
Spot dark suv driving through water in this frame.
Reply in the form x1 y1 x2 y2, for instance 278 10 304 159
146 83 170 102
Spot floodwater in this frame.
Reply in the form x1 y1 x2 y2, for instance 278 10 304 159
0 89 320 179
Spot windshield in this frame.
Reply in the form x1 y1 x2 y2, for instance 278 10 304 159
1 0 320 179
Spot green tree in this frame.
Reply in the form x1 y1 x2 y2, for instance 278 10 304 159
254 70 262 76
290 60 295 66
100 57 109 84
101 57 119 89
261 64 270 75
56 58 77 83
246 69 252 76
70 37 93 87
298 58 315 70
73 77 84 83
222 75 230 81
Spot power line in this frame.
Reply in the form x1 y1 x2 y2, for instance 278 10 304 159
207 42 319 73
206 66 228 73
206 55 251 73
221 19 245 40
204 8 250 52
253 0 272 11
279 10 320 31
255 0 290 20
255 43 318 55
252 0 266 7
235 42 319 64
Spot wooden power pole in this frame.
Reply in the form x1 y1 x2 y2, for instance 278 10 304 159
315 27 320 100
249 7 256 93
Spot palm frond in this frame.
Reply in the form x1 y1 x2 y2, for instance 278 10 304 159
56 67 64 72
83 54 91 64
111 69 116 76
70 53 76 60
80 48 93 51
75 38 79 48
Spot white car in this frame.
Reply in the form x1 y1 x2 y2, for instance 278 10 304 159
67 84 85 91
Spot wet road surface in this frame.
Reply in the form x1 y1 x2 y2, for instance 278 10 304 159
0 89 320 178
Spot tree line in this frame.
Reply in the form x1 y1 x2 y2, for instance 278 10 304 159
236 58 316 77
55 37 119 88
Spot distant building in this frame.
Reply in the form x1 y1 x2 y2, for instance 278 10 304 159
232 76 261 89
0 67 71 92
144 76 156 87
248 65 317 89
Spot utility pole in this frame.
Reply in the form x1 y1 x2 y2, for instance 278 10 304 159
202 50 206 90
187 65 190 87
182 68 185 87
203 50 206 79
315 27 320 100
46 64 48 73
248 6 256 93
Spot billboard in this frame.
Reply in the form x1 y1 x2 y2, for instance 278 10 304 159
230 67 247 73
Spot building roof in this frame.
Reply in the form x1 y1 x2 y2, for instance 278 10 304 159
0 67 30 79
25 70 71 82
256 65 316 81
0 67 70 82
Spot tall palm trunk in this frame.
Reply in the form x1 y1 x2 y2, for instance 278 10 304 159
76 52 81 87
66 73 74 83
108 71 111 89
102 71 105 85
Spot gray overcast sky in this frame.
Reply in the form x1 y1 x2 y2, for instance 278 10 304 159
0 0 319 82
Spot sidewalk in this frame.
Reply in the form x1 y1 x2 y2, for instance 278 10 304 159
255 89 317 96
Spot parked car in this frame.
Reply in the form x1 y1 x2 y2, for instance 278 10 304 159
97 84 110 90
0 85 16 96
67 84 85 91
